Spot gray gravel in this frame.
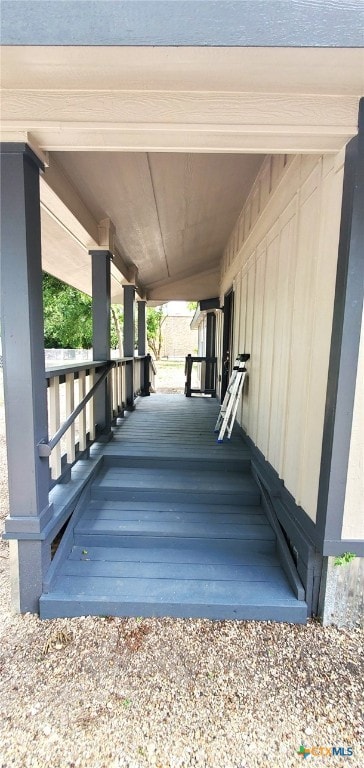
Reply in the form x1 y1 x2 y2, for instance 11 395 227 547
0 374 363 768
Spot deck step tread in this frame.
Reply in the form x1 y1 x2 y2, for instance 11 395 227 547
40 595 307 621
93 467 259 494
68 544 280 566
75 518 274 539
42 574 305 605
73 533 275 553
82 508 267 526
60 558 285 583
87 500 264 516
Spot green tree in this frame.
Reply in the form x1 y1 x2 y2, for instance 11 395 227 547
43 273 93 348
43 273 123 350
147 306 166 360
187 301 198 312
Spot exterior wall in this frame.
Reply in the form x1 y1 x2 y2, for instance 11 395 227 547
342 309 364 540
220 153 345 523
160 315 198 359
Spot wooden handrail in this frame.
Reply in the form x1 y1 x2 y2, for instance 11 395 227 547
38 361 115 457
45 357 133 380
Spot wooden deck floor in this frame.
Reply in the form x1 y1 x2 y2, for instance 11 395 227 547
41 394 307 622
103 393 250 459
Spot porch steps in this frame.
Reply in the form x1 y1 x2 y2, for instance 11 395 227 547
40 458 307 623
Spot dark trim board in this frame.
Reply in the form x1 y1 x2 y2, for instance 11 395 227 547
241 433 322 615
200 298 220 311
322 539 364 557
316 99 364 551
1 1 361 47
242 433 317 547
243 432 364 558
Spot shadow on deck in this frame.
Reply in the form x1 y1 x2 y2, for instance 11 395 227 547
40 394 307 623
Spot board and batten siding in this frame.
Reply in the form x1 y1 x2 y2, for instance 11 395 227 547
342 309 364 540
220 153 345 523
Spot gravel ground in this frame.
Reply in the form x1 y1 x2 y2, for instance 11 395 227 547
0 371 363 768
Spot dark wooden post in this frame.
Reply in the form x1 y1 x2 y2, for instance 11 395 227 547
123 284 135 409
138 300 149 395
142 353 151 397
317 98 364 549
205 312 217 394
185 354 192 397
137 300 147 356
0 143 52 613
90 249 112 438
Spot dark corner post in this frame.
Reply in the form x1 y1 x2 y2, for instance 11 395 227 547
137 300 147 357
90 249 112 439
206 311 217 395
185 354 192 397
317 98 364 553
123 284 136 409
137 299 149 395
0 143 52 613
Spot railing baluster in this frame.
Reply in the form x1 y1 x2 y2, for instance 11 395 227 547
49 376 61 479
112 365 118 417
65 372 75 464
117 363 123 412
122 364 126 409
78 370 87 451
88 368 96 440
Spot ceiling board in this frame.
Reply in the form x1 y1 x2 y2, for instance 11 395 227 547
52 150 263 298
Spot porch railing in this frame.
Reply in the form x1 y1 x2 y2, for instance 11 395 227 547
184 355 217 398
40 355 155 487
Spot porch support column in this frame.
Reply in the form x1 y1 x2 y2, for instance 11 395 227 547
0 143 52 613
205 311 217 393
90 249 112 438
317 99 364 623
137 300 147 357
123 284 135 409
317 100 364 548
138 300 150 396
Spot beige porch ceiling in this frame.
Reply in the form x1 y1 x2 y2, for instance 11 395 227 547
1 45 362 302
42 151 263 302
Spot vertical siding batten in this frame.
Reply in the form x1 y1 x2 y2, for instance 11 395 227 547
283 162 322 510
257 227 279 458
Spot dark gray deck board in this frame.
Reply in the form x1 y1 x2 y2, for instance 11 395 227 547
43 574 302 604
68 544 280 567
74 534 276 553
82 508 267 526
87 500 265 516
93 467 257 492
61 560 284 583
39 595 307 622
75 518 274 540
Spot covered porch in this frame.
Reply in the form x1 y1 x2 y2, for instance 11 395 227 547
1 37 363 625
